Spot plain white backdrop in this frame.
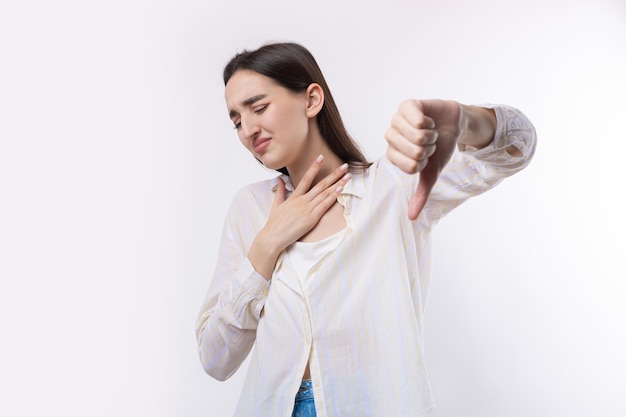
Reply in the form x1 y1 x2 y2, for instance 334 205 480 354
1 0 625 416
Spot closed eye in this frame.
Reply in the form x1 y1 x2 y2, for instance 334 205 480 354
253 104 268 114
231 104 267 129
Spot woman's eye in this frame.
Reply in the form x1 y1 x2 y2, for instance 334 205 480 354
233 121 241 130
254 104 267 114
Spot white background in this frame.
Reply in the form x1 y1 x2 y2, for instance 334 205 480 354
1 0 625 416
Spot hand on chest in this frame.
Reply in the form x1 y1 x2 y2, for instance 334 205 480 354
298 201 346 243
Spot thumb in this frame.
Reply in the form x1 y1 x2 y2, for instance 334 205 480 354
408 166 438 221
272 177 286 209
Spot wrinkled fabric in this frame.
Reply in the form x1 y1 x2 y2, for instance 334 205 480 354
196 105 537 416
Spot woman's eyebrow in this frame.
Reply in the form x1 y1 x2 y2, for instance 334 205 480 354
242 94 267 106
229 94 268 119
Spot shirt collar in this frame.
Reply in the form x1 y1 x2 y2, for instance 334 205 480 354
270 169 366 199
270 174 295 192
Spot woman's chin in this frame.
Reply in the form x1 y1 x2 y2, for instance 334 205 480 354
259 156 282 171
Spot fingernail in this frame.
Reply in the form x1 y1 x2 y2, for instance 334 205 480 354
316 154 324 163
342 173 351 181
340 163 348 171
335 185 344 193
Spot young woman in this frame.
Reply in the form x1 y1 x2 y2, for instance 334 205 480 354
196 42 536 417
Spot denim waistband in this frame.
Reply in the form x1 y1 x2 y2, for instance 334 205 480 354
295 379 314 401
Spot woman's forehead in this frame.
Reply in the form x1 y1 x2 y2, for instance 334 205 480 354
225 71 272 103
226 70 271 94
224 70 296 112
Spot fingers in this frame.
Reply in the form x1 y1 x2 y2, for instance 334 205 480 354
385 100 439 175
408 167 438 221
386 145 430 174
398 99 436 130
308 162 349 197
386 127 437 174
294 155 351 199
389 111 438 146
291 159 351 217
266 159 351 248
272 176 286 209
292 154 326 196
386 99 462 220
309 168 351 213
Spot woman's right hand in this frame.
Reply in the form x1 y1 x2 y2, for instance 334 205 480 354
247 155 351 280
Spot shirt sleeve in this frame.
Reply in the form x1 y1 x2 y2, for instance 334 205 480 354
195 194 271 381
423 104 537 223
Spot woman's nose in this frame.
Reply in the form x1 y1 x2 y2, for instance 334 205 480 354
241 118 260 140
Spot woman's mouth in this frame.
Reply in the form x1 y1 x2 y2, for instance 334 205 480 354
254 137 271 153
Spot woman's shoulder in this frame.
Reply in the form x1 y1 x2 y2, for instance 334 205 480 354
229 175 287 208
233 176 278 196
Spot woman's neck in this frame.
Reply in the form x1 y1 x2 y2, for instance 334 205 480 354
287 151 343 188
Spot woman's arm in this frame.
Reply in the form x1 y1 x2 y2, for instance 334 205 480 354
385 99 536 220
195 213 270 381
455 104 497 150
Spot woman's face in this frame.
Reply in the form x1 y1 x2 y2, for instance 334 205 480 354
225 69 311 171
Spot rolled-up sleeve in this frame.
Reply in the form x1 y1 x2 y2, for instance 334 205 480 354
460 104 537 174
424 104 537 223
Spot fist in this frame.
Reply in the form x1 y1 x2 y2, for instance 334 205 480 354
385 99 461 220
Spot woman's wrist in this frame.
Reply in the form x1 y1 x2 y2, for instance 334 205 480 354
457 104 497 150
247 231 283 281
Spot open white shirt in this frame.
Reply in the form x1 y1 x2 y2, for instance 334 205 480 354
196 105 537 416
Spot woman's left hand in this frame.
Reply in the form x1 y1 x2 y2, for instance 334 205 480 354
385 99 462 220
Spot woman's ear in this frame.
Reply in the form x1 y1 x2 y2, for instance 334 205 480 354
305 83 324 118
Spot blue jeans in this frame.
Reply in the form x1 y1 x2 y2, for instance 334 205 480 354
292 379 316 417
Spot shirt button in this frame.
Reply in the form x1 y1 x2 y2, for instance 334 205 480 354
305 338 311 345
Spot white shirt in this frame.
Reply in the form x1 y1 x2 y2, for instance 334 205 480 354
196 105 537 416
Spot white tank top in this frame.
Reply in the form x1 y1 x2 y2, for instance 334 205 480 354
286 229 346 283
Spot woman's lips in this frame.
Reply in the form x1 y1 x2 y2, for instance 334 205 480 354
254 137 270 153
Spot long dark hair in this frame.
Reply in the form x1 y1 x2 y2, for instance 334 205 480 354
223 42 372 175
